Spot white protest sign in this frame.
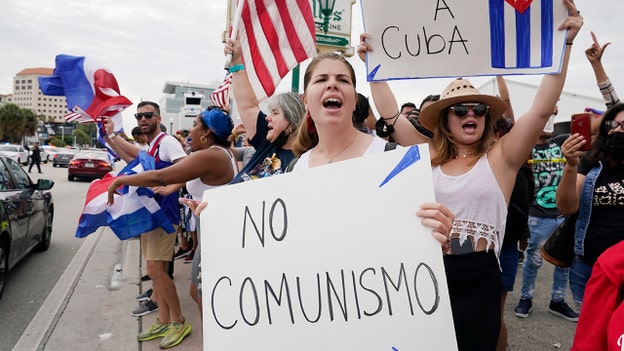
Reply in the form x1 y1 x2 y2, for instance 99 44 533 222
201 145 458 351
361 0 569 81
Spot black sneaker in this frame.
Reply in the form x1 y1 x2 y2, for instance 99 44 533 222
140 274 151 282
174 247 191 259
514 298 532 318
548 300 579 322
136 288 153 302
131 299 158 317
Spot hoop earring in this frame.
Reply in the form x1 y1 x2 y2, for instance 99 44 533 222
200 135 208 144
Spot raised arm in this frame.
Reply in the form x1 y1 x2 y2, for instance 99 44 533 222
357 33 432 147
585 31 620 107
103 116 140 162
225 39 261 140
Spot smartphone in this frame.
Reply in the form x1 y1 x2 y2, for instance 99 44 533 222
571 113 592 151
450 237 474 255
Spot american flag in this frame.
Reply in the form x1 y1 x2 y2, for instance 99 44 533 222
236 0 316 100
211 72 232 108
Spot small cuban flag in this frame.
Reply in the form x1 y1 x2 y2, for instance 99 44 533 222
489 0 554 69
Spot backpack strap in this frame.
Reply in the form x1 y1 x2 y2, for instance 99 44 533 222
285 157 299 173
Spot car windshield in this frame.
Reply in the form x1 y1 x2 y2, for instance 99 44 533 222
0 145 18 152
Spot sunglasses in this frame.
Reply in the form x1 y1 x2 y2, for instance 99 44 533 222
450 103 489 117
605 120 624 131
134 112 156 120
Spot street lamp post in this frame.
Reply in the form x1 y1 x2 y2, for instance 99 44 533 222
318 0 337 34
61 126 65 142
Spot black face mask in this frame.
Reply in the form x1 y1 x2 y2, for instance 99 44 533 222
606 132 624 158
273 130 290 149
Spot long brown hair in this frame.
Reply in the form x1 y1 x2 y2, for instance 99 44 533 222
430 107 495 166
292 53 357 157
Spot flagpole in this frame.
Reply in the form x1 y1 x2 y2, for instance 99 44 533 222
224 0 245 70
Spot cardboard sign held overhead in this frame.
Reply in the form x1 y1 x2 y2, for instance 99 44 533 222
200 145 458 351
361 0 569 81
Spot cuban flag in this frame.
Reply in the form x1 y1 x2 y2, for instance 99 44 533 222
38 54 132 130
75 151 175 240
489 0 554 69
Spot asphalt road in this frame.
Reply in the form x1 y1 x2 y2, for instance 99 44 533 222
0 162 95 351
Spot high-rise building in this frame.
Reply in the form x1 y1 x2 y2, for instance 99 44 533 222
12 68 68 123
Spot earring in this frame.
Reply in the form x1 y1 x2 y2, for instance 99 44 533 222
200 135 208 144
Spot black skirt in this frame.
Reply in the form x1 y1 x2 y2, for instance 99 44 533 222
444 250 502 351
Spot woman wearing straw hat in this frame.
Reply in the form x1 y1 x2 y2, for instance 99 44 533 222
357 1 583 349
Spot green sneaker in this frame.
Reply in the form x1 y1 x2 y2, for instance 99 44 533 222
159 318 192 349
138 318 170 341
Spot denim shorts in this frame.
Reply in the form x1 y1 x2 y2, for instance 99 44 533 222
499 244 519 292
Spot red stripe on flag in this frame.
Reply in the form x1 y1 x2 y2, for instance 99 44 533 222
276 0 312 63
238 0 316 100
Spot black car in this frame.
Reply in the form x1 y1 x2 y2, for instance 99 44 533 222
0 156 54 299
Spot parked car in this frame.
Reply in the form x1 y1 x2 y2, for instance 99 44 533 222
52 148 78 167
0 156 55 299
68 150 114 181
0 144 29 165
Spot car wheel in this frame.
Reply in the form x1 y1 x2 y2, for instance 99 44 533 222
68 174 74 181
0 240 7 300
35 211 53 252
53 163 57 167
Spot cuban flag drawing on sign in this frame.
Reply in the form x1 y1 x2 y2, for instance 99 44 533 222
75 151 175 240
489 0 554 69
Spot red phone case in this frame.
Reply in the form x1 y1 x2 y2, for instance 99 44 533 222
571 113 591 151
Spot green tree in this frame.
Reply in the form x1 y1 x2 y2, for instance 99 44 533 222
75 129 89 145
0 103 39 143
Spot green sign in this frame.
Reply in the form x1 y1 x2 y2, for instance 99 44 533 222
316 34 349 47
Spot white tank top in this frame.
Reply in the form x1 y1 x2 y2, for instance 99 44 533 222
293 136 388 171
432 155 507 257
185 145 238 200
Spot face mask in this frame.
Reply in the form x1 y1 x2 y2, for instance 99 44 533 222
606 132 624 158
273 130 289 149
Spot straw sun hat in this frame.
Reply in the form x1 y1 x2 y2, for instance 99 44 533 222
418 78 507 131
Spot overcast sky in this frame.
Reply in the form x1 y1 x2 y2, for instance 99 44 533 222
1 0 621 131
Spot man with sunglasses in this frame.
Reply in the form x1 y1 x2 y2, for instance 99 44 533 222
104 101 191 349
515 105 580 323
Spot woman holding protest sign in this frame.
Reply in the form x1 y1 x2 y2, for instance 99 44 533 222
357 0 582 349
288 52 455 251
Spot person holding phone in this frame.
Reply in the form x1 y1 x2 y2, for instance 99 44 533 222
557 102 624 312
514 106 580 322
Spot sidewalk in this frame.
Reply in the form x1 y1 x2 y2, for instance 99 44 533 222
36 228 202 350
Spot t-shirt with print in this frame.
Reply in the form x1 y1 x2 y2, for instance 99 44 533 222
230 111 295 184
578 161 624 265
528 134 568 218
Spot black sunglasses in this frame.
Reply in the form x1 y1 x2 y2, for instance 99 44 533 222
450 103 489 117
605 120 624 131
134 112 156 120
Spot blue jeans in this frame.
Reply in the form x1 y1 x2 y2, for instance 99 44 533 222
520 216 569 301
569 255 593 308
